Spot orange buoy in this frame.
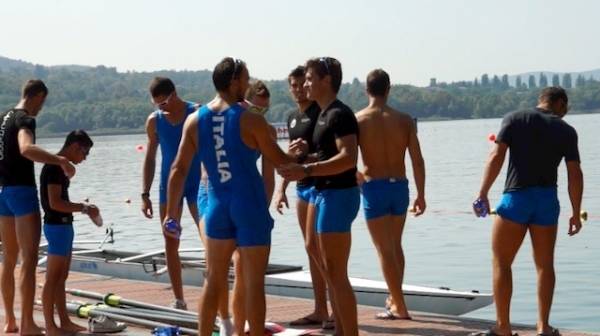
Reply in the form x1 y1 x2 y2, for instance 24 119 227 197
488 133 496 142
136 144 144 152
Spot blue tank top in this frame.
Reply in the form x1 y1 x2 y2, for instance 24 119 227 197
197 104 266 201
156 102 201 188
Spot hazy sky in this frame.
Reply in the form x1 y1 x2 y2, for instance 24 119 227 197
1 0 599 86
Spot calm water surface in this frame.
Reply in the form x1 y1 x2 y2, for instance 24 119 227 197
37 114 600 332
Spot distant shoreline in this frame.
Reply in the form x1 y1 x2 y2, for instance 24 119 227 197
36 110 599 139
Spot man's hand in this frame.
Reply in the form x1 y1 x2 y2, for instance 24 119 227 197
288 139 308 159
568 215 582 236
87 204 100 218
278 163 306 181
274 190 289 215
141 195 153 219
411 196 426 216
58 156 76 179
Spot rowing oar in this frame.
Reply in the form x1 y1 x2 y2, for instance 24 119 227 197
72 303 199 329
66 301 199 335
66 288 197 317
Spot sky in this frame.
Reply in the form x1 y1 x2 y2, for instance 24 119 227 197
1 0 599 86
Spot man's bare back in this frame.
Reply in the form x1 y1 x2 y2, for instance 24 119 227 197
356 105 416 180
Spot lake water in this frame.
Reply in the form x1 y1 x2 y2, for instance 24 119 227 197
37 114 600 332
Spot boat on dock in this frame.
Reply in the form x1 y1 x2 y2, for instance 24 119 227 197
0 227 493 316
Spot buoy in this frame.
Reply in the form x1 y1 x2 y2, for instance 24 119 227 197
84 197 89 203
125 198 131 204
581 211 588 221
488 133 496 142
136 144 144 152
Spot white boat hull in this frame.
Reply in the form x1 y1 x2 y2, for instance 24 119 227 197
64 249 492 316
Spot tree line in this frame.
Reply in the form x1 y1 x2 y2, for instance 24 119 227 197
1 63 599 135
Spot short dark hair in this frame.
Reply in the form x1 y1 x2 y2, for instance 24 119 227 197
213 57 246 92
64 129 93 149
245 80 270 101
366 69 390 97
539 86 568 104
21 79 48 99
305 57 342 93
149 77 175 97
288 66 306 83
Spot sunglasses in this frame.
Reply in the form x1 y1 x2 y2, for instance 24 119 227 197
319 57 331 75
232 58 243 81
151 92 173 109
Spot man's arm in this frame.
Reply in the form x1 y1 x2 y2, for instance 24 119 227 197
141 114 158 218
476 142 508 213
248 113 297 166
305 134 357 176
407 119 426 216
18 129 75 178
47 184 100 219
165 115 198 222
566 160 583 236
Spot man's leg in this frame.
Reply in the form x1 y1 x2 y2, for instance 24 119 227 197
291 200 328 324
491 216 528 335
14 212 43 335
199 238 236 336
191 201 231 325
529 224 558 335
231 251 245 336
367 214 410 318
159 204 185 303
238 246 270 336
0 216 19 333
42 254 70 336
319 232 358 336
56 253 85 332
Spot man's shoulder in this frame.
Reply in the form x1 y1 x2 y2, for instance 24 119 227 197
41 163 64 180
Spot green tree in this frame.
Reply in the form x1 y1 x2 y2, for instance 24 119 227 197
515 76 522 89
552 74 560 87
562 73 572 88
539 73 548 87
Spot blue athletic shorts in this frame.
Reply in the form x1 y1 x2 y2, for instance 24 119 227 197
496 187 560 226
159 180 199 205
204 191 274 247
314 187 360 234
0 186 40 217
296 185 317 204
197 183 208 219
361 178 409 220
44 224 74 257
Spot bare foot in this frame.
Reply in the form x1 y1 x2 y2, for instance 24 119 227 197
45 326 72 336
3 320 19 333
60 320 86 333
19 323 45 336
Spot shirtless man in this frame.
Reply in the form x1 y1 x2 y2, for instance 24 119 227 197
0 79 75 335
355 69 426 320
165 57 305 336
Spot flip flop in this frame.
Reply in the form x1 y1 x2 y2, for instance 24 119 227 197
289 316 323 326
469 329 519 336
374 309 412 321
538 327 560 336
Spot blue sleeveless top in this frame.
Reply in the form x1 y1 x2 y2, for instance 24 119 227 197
197 104 266 200
156 102 201 188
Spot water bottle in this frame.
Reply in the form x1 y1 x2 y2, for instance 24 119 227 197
164 218 181 239
473 198 489 218
152 326 181 336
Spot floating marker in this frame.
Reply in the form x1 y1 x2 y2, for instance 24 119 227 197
136 144 145 152
488 133 496 142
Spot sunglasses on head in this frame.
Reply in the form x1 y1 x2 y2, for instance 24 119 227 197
231 58 243 81
319 57 331 75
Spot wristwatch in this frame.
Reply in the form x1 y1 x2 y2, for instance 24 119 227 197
141 192 150 198
302 164 313 177
81 204 90 215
